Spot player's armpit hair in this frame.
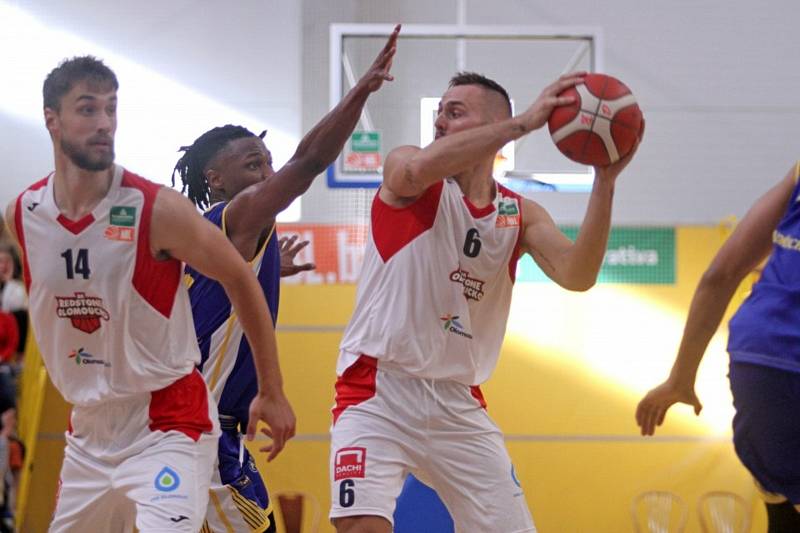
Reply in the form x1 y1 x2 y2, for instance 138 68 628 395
171 125 260 209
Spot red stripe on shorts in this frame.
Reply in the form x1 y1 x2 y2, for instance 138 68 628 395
470 385 487 409
149 370 213 441
332 355 378 425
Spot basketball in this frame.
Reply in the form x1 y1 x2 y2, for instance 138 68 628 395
548 73 643 166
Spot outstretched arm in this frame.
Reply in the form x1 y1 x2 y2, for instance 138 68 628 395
151 187 295 460
636 166 797 436
224 24 401 250
381 72 585 202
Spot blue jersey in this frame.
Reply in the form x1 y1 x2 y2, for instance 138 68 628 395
185 202 281 426
728 164 800 374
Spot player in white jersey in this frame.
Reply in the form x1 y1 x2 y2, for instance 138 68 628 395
330 72 643 532
2 56 295 532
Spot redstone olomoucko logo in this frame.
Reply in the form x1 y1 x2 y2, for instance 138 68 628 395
55 293 110 334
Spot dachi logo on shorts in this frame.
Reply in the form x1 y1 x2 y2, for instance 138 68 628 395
68 347 110 367
334 447 366 481
449 268 485 301
440 314 473 339
154 467 180 492
55 293 110 334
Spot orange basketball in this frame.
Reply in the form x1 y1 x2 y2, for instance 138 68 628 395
548 73 643 166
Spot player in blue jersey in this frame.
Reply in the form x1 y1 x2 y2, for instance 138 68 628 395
636 162 800 532
172 25 400 533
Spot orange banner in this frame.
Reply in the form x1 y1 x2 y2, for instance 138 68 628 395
277 223 368 285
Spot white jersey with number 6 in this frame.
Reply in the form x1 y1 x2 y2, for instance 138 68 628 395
338 178 524 385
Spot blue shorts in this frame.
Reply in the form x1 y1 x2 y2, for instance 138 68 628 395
730 362 800 504
203 417 275 532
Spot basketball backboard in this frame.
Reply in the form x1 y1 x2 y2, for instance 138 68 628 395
327 24 604 193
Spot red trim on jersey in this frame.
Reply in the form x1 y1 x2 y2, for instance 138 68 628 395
56 213 95 235
498 184 524 283
121 171 181 318
372 182 444 262
470 385 487 409
332 355 378 425
462 195 495 218
15 177 48 291
67 409 73 435
149 370 213 442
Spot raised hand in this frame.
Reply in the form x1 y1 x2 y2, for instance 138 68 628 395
357 24 401 93
519 71 586 132
279 235 315 277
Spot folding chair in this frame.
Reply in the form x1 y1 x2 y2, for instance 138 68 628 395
698 491 751 533
631 490 688 533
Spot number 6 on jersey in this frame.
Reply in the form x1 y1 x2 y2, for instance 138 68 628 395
463 228 482 258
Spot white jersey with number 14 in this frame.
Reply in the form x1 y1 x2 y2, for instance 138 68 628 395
15 165 200 406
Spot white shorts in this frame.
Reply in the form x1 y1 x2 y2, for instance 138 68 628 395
329 356 535 532
50 371 220 533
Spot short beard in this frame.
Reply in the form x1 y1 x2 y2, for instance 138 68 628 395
60 138 115 171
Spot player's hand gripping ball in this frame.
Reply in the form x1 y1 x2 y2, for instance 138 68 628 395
548 73 643 166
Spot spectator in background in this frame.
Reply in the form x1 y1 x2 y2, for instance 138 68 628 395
0 244 26 359
0 245 25 314
0 245 23 416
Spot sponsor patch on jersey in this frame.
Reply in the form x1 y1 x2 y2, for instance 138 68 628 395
497 198 521 227
105 206 137 241
334 447 367 481
440 313 473 339
110 206 136 227
498 199 519 216
67 347 110 367
449 268 485 301
495 214 520 228
55 292 110 334
104 225 135 242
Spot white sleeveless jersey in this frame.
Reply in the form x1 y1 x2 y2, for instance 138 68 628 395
338 178 524 385
15 165 200 406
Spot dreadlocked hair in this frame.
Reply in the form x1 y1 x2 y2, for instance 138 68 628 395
172 125 264 209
